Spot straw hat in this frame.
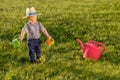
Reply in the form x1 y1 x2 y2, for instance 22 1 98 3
23 7 41 19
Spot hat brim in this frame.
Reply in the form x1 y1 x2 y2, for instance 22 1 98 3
23 13 41 19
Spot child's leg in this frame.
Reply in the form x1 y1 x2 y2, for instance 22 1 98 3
35 40 41 60
35 46 41 60
28 40 36 63
28 48 35 63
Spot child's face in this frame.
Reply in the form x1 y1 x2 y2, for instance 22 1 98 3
28 15 37 24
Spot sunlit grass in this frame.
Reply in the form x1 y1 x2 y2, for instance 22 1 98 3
0 0 120 80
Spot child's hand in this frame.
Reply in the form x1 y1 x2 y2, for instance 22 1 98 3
19 36 22 41
48 36 51 39
19 31 26 41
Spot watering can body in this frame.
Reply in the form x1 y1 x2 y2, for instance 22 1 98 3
77 39 106 61
83 42 101 60
12 35 21 48
12 38 21 47
46 38 54 46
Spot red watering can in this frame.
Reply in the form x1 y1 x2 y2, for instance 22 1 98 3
77 39 106 61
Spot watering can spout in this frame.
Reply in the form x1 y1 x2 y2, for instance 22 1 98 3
76 39 85 52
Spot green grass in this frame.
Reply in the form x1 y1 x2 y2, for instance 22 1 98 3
0 0 120 80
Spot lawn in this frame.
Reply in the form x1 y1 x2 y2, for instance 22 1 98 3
0 0 120 80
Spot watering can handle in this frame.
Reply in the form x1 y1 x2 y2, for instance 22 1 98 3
13 34 20 39
13 34 22 43
88 40 106 55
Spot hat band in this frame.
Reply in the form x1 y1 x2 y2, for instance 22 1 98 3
28 12 37 16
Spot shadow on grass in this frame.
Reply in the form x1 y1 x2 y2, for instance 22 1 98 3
45 62 119 80
99 53 120 65
0 52 28 67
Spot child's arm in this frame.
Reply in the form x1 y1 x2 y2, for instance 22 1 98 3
39 22 51 39
19 30 26 41
42 29 51 39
